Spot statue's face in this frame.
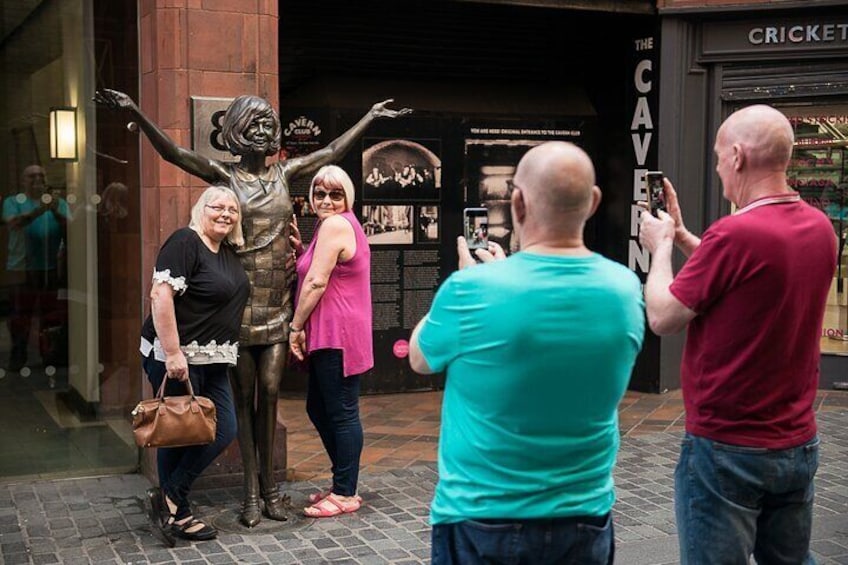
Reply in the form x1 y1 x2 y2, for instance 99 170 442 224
244 112 276 153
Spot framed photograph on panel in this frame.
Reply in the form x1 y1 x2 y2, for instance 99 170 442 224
362 138 441 201
361 205 414 245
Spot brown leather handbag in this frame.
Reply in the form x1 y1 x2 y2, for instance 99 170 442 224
131 377 217 448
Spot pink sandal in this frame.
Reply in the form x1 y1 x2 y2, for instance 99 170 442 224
308 489 362 504
303 494 362 518
308 489 333 504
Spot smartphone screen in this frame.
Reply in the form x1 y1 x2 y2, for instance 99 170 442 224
646 171 665 216
463 207 489 250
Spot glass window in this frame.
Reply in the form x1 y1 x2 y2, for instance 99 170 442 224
0 0 140 480
782 104 848 355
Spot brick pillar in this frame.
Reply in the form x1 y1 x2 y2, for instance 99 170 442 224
138 0 285 487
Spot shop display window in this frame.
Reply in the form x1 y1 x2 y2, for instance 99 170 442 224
783 105 848 354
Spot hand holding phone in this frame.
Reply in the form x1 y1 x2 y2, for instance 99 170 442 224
645 171 666 217
463 208 489 251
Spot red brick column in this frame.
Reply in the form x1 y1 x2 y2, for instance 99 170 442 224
137 0 284 487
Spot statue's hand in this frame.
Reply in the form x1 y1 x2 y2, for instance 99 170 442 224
93 88 137 111
371 99 413 119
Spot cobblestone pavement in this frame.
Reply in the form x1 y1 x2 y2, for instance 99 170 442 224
2 409 848 564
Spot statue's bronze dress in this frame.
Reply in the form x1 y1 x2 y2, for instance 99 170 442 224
229 163 295 344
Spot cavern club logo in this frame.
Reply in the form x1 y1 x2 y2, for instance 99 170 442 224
284 116 322 140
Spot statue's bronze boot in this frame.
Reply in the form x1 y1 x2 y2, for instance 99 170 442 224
239 496 261 528
262 489 290 521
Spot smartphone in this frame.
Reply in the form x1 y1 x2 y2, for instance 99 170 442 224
645 171 666 216
463 207 489 251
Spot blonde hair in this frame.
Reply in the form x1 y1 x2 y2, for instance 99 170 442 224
189 185 245 247
308 165 355 212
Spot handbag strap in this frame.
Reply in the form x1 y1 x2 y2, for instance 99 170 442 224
155 374 201 413
155 374 197 398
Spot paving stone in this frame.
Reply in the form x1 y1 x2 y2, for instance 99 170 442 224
2 541 27 553
56 558 89 565
0 531 24 543
320 547 351 560
311 536 340 549
290 546 324 560
3 553 32 565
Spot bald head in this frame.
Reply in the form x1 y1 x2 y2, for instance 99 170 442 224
718 105 794 172
512 141 598 234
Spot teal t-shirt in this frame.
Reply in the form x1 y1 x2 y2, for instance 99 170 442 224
2 194 70 271
417 251 645 525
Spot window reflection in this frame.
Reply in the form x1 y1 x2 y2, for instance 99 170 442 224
0 0 139 480
783 106 848 354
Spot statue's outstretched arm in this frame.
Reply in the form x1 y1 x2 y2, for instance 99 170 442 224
94 88 227 185
287 99 413 180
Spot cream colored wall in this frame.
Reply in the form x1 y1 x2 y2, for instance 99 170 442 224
61 0 100 403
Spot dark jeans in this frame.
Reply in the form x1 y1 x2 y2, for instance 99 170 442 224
675 433 819 565
142 354 237 520
8 269 66 369
306 349 363 497
431 513 614 565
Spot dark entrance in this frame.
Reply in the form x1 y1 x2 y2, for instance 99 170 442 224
279 0 658 393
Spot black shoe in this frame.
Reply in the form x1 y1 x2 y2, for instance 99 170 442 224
169 517 217 541
145 488 175 547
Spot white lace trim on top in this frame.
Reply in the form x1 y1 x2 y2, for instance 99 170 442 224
140 337 239 366
152 269 188 295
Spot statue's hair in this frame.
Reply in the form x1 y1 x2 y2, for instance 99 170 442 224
223 95 282 157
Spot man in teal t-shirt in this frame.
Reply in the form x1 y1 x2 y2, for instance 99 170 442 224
2 165 70 371
410 142 644 565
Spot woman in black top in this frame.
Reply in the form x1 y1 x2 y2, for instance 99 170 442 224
141 185 249 545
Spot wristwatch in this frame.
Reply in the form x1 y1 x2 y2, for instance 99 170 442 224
289 323 303 333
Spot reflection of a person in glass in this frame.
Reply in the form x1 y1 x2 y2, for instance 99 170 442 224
472 223 488 247
2 165 70 373
95 88 411 527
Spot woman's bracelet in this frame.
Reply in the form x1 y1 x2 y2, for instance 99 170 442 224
289 324 303 333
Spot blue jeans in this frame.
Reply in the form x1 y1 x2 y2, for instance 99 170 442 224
431 514 614 565
142 354 237 520
675 433 819 565
306 349 363 497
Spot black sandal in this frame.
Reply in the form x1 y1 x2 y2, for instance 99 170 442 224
169 516 218 541
145 488 175 547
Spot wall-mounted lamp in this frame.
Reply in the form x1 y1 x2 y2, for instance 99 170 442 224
49 106 78 161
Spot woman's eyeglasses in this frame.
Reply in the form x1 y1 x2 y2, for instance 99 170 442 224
206 204 239 215
313 190 346 202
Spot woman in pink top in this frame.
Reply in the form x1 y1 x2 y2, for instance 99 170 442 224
289 165 373 518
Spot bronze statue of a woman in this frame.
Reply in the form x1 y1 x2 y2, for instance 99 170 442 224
95 89 411 527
